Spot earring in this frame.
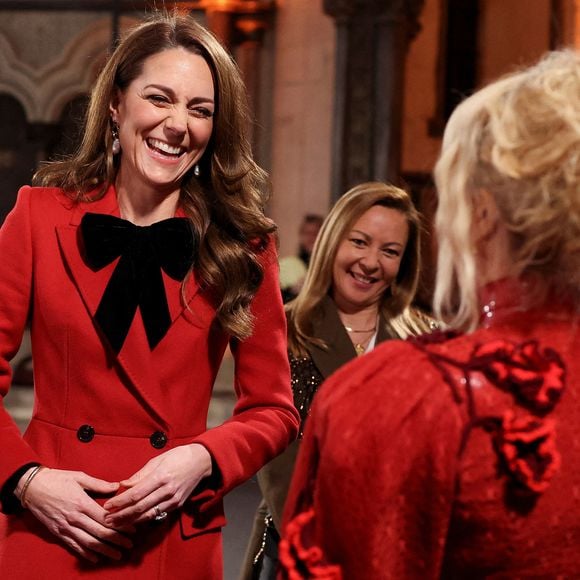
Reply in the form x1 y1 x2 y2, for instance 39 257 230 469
111 123 121 155
193 164 200 177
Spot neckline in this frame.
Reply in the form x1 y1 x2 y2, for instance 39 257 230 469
478 275 575 328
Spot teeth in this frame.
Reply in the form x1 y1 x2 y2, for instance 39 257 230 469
352 272 374 284
148 139 183 155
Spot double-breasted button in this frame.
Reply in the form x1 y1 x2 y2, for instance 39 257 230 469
77 424 95 443
149 431 167 449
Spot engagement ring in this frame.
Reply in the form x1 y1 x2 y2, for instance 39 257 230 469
153 505 168 522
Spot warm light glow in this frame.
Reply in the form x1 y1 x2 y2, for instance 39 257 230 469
171 1 201 14
575 0 580 47
202 0 237 8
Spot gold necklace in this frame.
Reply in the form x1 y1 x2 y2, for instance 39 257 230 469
342 320 377 355
348 330 375 356
344 325 376 333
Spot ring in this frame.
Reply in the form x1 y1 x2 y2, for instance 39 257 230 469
153 505 168 522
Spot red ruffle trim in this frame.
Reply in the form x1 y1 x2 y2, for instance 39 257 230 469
472 339 565 411
279 509 342 579
495 410 561 493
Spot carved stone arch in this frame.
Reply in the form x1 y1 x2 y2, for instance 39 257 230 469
40 16 141 123
0 35 38 123
0 15 141 124
0 93 34 222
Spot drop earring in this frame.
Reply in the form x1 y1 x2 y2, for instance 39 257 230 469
193 164 200 177
111 123 121 155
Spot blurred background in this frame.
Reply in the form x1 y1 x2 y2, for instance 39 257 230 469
1 1 579 577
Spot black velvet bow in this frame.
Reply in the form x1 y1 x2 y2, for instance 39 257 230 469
80 212 196 353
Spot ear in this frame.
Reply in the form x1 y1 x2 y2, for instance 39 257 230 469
471 188 513 285
472 188 501 244
109 89 120 123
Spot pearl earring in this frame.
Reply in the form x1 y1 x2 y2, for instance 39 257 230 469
111 123 121 155
194 164 200 177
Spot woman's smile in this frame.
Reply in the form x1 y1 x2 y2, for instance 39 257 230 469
349 270 379 287
145 138 187 159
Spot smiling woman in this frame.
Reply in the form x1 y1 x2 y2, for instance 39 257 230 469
0 12 298 580
241 182 436 580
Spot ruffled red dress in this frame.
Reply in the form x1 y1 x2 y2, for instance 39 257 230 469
280 278 580 579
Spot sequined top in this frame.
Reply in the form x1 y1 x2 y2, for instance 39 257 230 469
289 354 324 438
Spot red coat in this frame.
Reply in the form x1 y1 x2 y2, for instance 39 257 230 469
0 185 299 579
281 278 580 579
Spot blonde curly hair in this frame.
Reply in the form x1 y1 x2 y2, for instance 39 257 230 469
434 49 580 331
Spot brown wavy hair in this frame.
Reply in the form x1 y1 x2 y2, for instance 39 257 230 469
33 12 274 339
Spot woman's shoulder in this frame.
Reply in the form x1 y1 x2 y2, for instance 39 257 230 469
3 186 76 228
304 336 468 481
315 335 464 420
16 185 74 211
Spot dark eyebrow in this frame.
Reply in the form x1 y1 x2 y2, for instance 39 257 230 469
143 84 214 105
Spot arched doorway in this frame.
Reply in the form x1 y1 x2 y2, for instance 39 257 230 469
0 94 36 223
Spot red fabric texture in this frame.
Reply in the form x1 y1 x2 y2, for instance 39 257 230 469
280 278 580 579
0 186 299 578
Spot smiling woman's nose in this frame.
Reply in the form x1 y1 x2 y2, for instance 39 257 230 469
359 251 379 271
164 107 188 135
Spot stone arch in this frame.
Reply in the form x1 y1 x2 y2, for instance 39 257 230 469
0 16 141 124
0 94 33 221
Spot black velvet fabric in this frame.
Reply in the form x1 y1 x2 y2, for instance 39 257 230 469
80 213 196 353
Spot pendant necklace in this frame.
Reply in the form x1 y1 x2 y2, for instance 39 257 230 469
344 325 377 356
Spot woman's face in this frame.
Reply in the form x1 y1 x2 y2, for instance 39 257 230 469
110 47 215 198
332 205 409 313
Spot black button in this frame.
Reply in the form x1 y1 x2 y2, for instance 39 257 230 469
149 431 167 449
77 424 95 443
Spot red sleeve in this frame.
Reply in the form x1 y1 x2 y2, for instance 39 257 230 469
281 341 465 579
190 237 299 508
0 187 42 511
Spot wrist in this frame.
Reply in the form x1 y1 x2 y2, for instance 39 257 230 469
189 444 213 478
16 465 46 508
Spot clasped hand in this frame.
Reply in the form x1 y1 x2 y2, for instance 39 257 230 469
19 443 212 563
103 443 212 526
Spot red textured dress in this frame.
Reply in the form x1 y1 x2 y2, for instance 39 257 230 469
280 278 580 579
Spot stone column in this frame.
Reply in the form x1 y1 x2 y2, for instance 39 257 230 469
201 1 275 157
323 0 425 200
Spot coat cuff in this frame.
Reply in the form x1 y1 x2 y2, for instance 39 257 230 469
187 452 222 509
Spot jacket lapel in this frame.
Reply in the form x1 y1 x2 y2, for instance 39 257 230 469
308 296 395 379
164 204 202 324
56 187 119 323
376 316 396 344
307 296 357 379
